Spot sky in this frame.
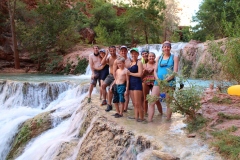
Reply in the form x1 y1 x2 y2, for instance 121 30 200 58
178 0 203 26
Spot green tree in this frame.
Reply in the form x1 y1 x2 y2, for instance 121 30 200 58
17 0 87 71
208 3 240 84
193 0 240 41
90 0 125 44
122 0 166 44
7 0 20 69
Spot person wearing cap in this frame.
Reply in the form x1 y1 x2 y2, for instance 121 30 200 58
127 48 144 122
97 46 118 108
148 41 179 122
111 46 131 114
141 49 149 64
87 45 102 103
93 49 109 101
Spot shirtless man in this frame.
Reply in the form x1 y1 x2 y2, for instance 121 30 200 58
99 46 118 111
87 46 101 103
112 46 131 111
110 57 129 118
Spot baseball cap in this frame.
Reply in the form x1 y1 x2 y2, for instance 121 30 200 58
99 49 106 53
141 49 149 54
130 48 139 53
120 46 128 50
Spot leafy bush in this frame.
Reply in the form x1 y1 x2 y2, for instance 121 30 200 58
63 62 72 74
45 53 63 73
180 58 193 78
171 83 203 120
209 39 240 84
74 57 88 74
187 115 208 132
195 63 214 79
147 71 203 121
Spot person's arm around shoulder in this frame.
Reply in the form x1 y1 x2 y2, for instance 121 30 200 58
101 50 109 65
93 63 106 70
125 68 129 96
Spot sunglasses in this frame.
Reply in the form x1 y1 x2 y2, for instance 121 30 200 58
159 56 170 67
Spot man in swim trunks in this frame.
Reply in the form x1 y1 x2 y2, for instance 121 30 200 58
110 57 129 118
112 46 131 112
87 46 101 103
99 46 118 111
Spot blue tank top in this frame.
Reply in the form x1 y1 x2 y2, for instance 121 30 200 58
157 54 175 86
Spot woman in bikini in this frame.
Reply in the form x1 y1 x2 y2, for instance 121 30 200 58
127 48 144 122
142 52 163 116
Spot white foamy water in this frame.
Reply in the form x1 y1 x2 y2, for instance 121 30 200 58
16 119 71 160
0 79 90 160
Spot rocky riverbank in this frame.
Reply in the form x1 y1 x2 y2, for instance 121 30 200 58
7 89 224 160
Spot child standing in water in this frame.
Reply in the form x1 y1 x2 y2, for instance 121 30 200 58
110 57 129 118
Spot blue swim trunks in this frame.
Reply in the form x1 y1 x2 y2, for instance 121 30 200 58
113 84 126 103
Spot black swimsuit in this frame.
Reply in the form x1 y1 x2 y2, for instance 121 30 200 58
128 61 142 90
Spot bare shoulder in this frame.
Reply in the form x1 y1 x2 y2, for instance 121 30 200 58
89 53 94 59
137 60 143 66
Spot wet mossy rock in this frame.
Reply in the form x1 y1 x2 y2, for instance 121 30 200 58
6 110 55 160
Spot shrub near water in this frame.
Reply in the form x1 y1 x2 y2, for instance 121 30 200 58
147 72 204 123
74 57 88 74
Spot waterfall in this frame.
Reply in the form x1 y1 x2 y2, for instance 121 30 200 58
137 42 187 57
84 65 92 76
0 80 89 160
0 81 73 109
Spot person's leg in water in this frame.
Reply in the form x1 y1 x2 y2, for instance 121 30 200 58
156 100 163 115
142 83 150 116
148 85 160 122
166 87 175 120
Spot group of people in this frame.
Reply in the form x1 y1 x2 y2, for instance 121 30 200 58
87 41 179 122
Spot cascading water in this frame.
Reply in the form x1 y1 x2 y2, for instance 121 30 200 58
0 75 91 160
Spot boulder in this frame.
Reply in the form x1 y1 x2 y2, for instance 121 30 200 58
79 28 95 44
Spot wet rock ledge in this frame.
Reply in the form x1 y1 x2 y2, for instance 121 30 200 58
7 96 179 160
66 97 179 160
